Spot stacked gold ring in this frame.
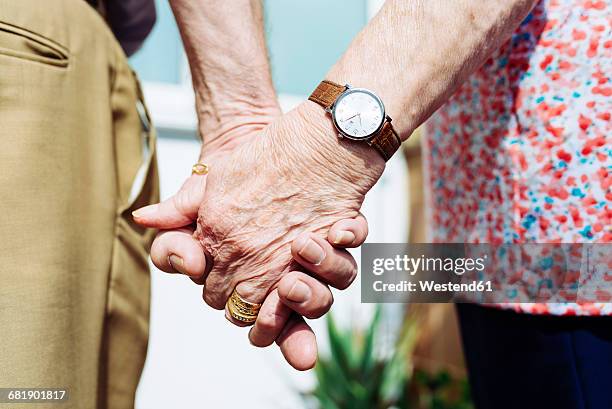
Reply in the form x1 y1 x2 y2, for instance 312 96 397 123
226 289 261 324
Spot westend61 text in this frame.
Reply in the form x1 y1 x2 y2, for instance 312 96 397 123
373 280 493 293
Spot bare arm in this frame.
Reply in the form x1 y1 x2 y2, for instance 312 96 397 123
293 0 538 183
169 0 536 168
328 0 537 138
169 0 280 155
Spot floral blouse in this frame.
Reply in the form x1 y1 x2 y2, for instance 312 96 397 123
424 0 611 315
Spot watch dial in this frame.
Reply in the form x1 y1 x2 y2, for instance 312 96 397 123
333 89 384 139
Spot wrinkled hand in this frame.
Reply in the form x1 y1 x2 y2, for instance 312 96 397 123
192 101 384 326
135 171 369 369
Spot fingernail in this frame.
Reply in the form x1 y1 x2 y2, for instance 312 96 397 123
298 239 325 265
132 204 159 219
168 254 187 275
287 280 311 303
333 230 356 245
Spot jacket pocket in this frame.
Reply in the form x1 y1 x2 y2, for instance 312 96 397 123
0 21 69 67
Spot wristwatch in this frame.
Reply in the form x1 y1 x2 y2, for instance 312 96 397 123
308 80 401 161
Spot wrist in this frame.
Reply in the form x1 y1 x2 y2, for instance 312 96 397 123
197 97 280 158
282 100 385 195
199 110 278 158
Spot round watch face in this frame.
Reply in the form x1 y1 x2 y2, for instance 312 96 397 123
332 88 385 140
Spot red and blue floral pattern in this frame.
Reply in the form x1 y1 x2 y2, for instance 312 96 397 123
424 0 611 315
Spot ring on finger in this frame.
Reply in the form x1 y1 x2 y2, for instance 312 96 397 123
226 288 261 324
192 162 209 175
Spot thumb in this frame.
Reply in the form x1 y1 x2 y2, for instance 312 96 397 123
132 174 207 229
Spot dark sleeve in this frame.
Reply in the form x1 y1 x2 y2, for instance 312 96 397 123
105 0 157 57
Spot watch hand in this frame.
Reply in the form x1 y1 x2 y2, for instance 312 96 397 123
342 113 359 122
357 113 362 127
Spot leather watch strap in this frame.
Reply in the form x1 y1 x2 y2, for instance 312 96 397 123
369 121 402 161
308 80 347 110
309 80 402 161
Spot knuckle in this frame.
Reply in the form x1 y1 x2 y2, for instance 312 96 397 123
335 266 358 290
304 295 333 319
255 311 279 333
203 289 225 310
283 270 303 284
290 232 310 257
362 223 369 239
173 192 190 216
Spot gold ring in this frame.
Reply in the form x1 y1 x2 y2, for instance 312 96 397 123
192 162 209 175
226 289 261 324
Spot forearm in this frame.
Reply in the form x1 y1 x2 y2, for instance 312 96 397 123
169 0 279 154
294 0 537 185
328 0 536 138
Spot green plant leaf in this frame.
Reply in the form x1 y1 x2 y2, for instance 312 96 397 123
379 315 420 403
379 352 408 403
360 306 382 374
314 357 352 404
327 312 354 374
312 386 342 409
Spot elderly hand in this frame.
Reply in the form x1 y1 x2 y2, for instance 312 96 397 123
136 193 368 370
188 100 384 327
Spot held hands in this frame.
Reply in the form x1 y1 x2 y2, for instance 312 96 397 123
134 102 382 370
192 102 383 313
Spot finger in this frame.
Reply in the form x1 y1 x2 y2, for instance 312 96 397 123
276 315 318 371
132 174 207 229
150 228 207 279
327 213 368 248
248 289 292 346
291 233 358 290
277 271 333 319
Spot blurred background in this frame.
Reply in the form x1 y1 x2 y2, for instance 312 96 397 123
130 1 467 408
